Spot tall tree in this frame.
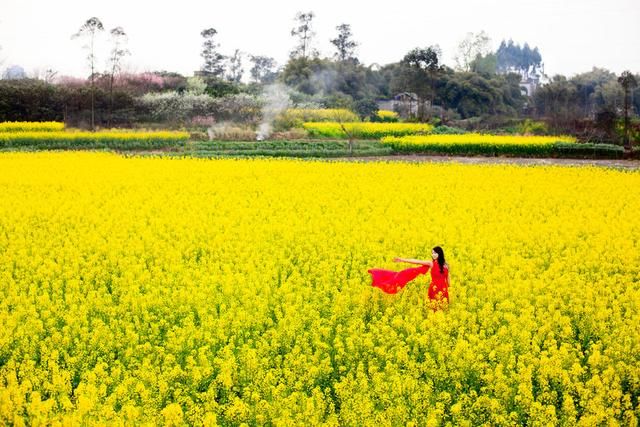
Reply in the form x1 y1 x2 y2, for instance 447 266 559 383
200 28 225 77
249 55 277 84
394 46 442 120
618 71 638 152
107 26 129 126
72 17 104 130
330 24 358 63
290 11 318 60
226 49 244 83
496 39 542 79
454 31 490 72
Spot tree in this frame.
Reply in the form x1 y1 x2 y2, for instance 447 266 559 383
72 17 104 130
330 24 358 63
290 12 318 60
533 75 579 130
355 98 378 121
454 31 490 72
226 49 244 83
200 28 225 77
327 108 359 154
571 67 618 117
393 46 442 120
470 53 497 75
496 39 542 80
249 55 277 84
107 26 130 126
186 76 207 95
618 71 638 151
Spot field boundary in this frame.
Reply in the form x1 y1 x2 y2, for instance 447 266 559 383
326 154 640 169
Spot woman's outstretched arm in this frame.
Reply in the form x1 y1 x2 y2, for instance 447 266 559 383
393 257 433 267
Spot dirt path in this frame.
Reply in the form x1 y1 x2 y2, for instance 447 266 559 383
121 151 640 169
326 155 640 169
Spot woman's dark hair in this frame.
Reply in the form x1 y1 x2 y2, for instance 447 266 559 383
432 246 446 273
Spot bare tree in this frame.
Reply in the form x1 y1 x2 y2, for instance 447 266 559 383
44 68 58 84
107 26 130 126
454 31 491 72
226 49 244 83
618 71 638 152
72 17 105 130
290 12 318 60
249 55 277 84
31 67 58 83
329 109 357 154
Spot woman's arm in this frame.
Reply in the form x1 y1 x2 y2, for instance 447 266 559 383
393 257 432 267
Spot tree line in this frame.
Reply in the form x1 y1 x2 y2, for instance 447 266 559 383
0 13 637 143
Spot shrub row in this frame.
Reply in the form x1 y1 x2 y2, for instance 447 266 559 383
189 140 383 151
0 131 189 149
178 148 394 158
382 136 638 158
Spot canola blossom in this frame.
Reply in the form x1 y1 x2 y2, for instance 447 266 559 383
0 152 639 425
281 109 360 123
0 121 65 132
303 122 434 139
0 130 189 148
376 110 399 122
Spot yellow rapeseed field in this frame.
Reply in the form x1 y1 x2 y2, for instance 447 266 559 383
0 152 639 426
0 121 65 132
303 122 434 138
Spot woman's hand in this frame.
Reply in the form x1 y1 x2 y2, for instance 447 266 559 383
393 257 403 263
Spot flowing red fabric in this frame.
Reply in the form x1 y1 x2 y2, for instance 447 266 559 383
367 264 430 294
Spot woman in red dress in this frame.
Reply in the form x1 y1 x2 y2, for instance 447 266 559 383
368 246 450 305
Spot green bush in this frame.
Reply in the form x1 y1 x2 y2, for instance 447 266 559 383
383 140 637 159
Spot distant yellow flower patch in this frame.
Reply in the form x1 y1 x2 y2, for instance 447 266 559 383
304 122 433 138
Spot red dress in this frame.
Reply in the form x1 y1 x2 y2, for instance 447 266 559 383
367 264 429 294
428 263 449 302
368 262 449 301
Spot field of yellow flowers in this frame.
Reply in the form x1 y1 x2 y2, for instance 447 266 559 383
0 152 639 426
0 121 65 132
0 122 189 149
303 122 434 139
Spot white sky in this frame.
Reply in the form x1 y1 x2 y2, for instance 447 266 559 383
1 0 639 79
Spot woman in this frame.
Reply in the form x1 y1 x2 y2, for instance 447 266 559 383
368 246 450 304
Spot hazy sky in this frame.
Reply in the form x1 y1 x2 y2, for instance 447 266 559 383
1 0 639 79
